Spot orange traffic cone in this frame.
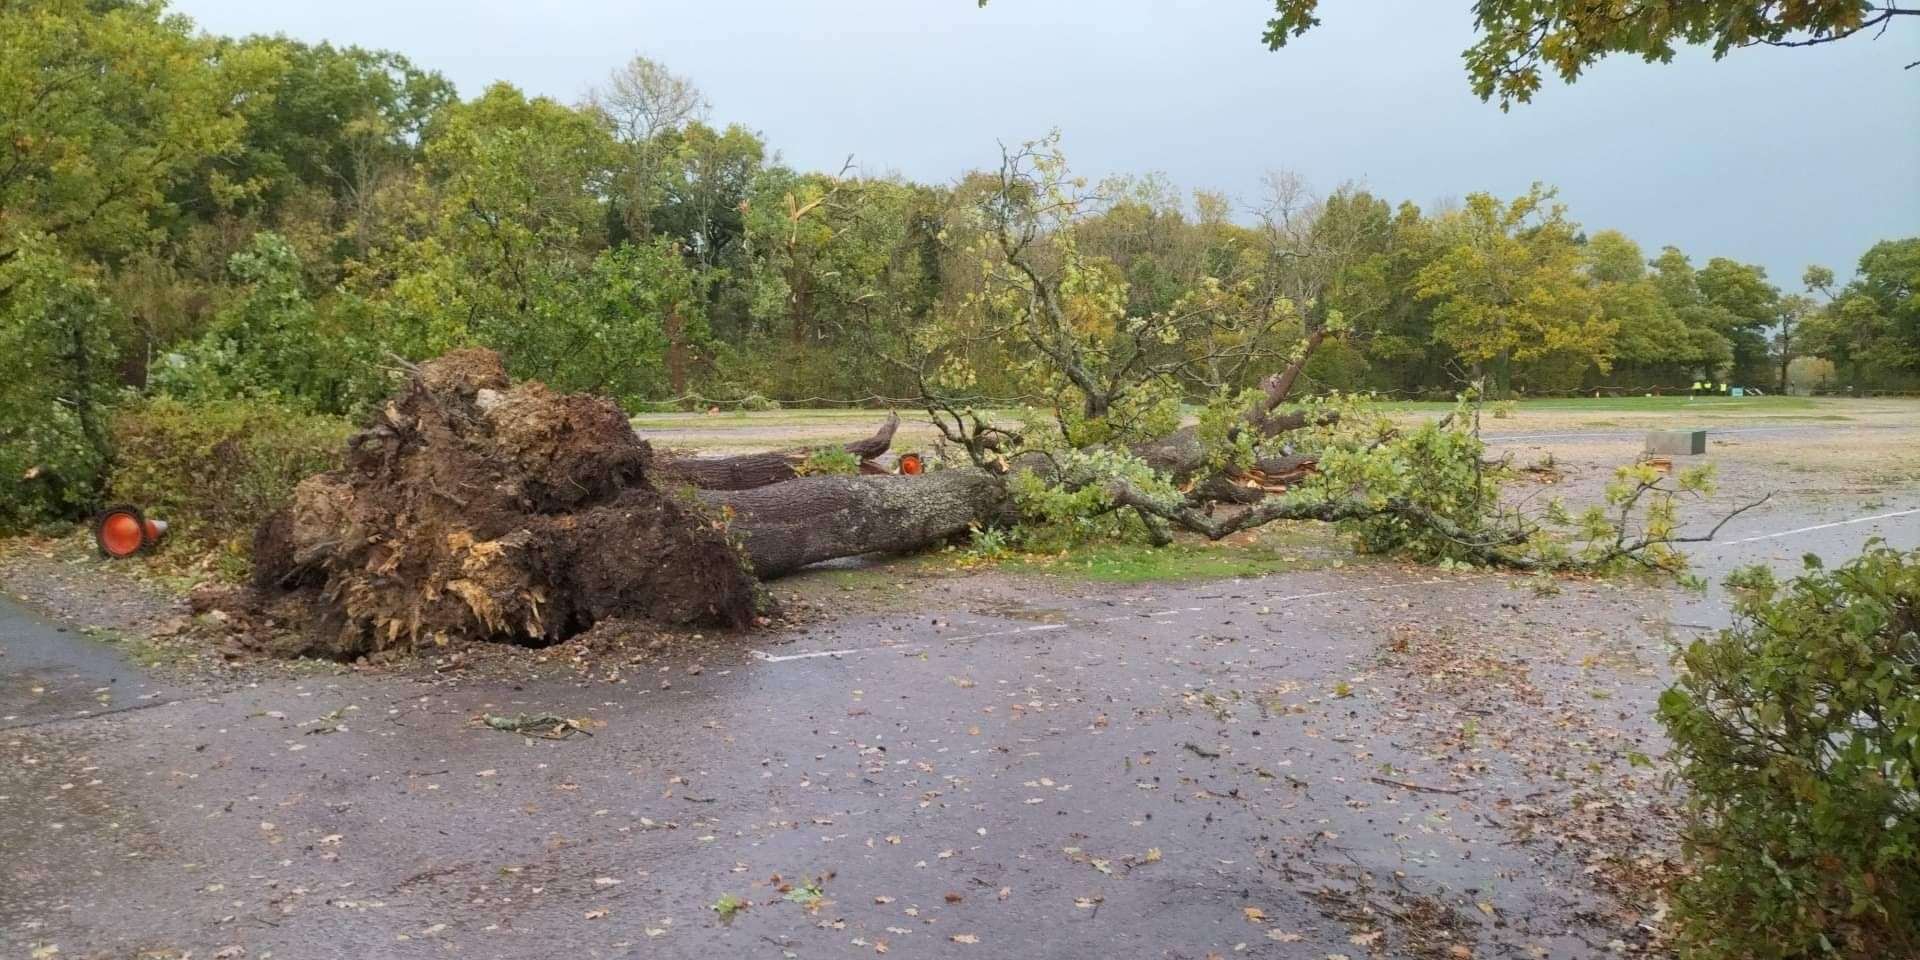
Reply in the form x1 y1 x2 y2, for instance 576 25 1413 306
94 505 168 559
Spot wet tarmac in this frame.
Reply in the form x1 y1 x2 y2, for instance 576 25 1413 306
2 477 1914 959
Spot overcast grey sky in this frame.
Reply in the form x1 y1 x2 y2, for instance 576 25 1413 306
173 0 1918 286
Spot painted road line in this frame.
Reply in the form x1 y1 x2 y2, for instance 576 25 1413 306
1722 507 1920 545
1484 425 1815 444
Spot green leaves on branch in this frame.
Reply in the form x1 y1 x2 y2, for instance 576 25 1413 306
1260 1 1904 109
1658 545 1920 959
154 233 390 414
0 241 121 528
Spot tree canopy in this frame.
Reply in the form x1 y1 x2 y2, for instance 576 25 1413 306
1261 1 1918 107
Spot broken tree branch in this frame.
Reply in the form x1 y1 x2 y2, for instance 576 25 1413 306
656 411 901 490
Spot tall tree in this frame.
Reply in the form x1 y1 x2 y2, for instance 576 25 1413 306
1 0 269 285
1650 247 1737 380
1800 238 1920 387
585 55 708 238
1415 185 1612 396
1696 257 1782 384
1 0 272 522
1586 231 1700 385
1773 293 1817 393
201 37 454 220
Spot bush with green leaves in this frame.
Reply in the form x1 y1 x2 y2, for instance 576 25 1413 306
153 232 392 415
107 397 351 572
1658 545 1919 959
0 241 123 529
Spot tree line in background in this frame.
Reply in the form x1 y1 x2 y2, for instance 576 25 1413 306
3 0 1917 526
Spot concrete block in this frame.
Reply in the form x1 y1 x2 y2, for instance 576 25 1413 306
1645 429 1707 456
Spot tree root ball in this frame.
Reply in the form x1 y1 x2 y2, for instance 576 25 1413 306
251 349 758 657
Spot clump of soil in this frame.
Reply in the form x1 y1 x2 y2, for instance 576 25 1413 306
251 349 757 657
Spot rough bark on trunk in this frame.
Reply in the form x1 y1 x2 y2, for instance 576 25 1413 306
665 305 689 395
657 412 901 490
703 468 1011 578
1130 409 1330 482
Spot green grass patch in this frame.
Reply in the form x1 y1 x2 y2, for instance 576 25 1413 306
1005 524 1341 584
776 522 1342 593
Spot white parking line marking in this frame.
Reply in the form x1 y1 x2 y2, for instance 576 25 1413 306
1484 425 1816 444
1722 507 1920 545
754 646 873 663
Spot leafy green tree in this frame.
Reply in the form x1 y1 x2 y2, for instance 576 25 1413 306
571 239 701 402
1072 173 1212 317
1415 185 1612 397
1696 257 1782 384
646 121 766 272
1355 202 1448 392
586 54 708 240
1254 178 1401 386
1651 246 1738 380
1587 232 1699 384
0 242 122 526
1800 238 1920 388
1259 1 1914 107
200 37 453 219
0 0 269 286
152 232 384 413
401 83 618 368
1772 293 1816 393
739 170 944 396
0 0 282 523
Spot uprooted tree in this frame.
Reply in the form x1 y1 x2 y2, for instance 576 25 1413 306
252 136 1760 657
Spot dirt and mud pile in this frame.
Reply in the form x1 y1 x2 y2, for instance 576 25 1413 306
251 349 757 657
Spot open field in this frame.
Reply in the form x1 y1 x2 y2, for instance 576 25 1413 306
636 395 1920 453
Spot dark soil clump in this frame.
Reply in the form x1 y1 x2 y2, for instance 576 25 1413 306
251 349 756 657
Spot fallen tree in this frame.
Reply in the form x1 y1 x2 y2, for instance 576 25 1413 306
657 411 901 490
245 136 1760 657
701 468 1011 578
248 348 1756 658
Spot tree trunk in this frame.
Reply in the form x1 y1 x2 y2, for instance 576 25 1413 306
1130 410 1328 482
1130 330 1334 485
788 268 811 345
655 412 901 490
665 304 689 395
1261 328 1325 409
704 469 1010 578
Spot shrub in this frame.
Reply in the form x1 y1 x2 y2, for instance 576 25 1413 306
151 233 397 416
1658 545 1919 959
107 398 351 571
0 244 121 530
